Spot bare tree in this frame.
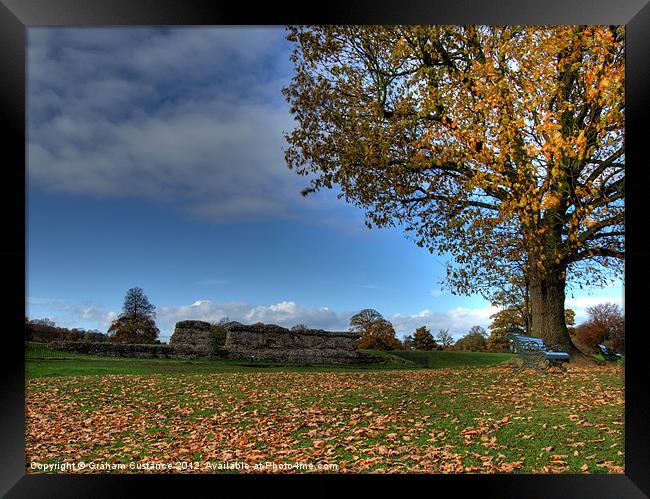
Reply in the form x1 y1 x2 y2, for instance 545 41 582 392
436 329 454 349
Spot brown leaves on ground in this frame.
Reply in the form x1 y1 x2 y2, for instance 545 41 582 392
26 365 624 474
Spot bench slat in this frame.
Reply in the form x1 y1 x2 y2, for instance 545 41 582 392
506 333 570 373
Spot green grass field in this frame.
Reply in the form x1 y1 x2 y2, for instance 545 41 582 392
25 350 417 378
25 349 624 474
25 349 516 378
388 350 515 368
25 364 624 474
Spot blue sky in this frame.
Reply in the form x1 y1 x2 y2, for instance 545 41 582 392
26 27 624 342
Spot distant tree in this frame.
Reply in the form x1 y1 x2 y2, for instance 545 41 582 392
586 303 622 330
455 328 488 351
489 306 526 335
217 317 231 325
291 323 309 332
436 329 454 349
108 287 159 344
487 306 524 351
108 315 159 344
31 317 56 327
67 329 80 342
468 325 488 338
26 317 109 343
25 317 64 342
414 326 437 350
121 287 156 320
349 309 386 333
486 331 512 352
82 329 108 342
358 320 404 350
402 334 415 350
574 321 605 352
607 320 625 354
584 302 624 352
80 331 94 342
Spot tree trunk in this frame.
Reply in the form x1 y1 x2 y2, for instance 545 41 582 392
523 279 532 335
528 265 582 357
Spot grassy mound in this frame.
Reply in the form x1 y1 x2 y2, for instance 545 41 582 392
388 350 515 369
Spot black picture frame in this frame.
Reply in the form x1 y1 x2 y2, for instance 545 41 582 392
2 1 648 496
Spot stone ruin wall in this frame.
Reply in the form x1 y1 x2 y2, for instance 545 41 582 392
170 320 225 348
48 341 208 360
168 320 380 364
52 320 229 360
48 320 381 364
221 322 379 364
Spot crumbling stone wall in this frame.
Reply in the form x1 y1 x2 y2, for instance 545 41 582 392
169 320 225 354
46 320 381 364
222 322 379 364
48 341 214 360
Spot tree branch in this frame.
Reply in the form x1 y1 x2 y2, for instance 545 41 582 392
569 247 624 264
583 147 624 186
578 213 625 243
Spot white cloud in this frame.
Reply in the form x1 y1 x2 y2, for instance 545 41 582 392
565 294 625 324
26 297 119 332
266 301 298 314
154 300 352 340
28 99 304 220
391 305 498 340
565 295 624 310
27 27 339 224
449 305 500 321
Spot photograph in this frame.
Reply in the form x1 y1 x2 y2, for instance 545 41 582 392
21 24 628 477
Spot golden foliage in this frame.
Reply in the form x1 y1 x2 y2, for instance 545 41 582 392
284 26 624 292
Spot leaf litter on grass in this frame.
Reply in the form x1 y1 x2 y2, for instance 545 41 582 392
25 366 624 474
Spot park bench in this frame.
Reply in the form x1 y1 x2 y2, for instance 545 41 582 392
506 333 570 373
596 343 621 362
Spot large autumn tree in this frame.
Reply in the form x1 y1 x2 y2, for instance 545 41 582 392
283 26 624 356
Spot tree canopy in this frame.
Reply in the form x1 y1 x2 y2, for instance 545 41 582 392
108 315 159 344
454 327 488 351
574 302 624 352
357 319 404 350
436 328 454 349
121 287 156 320
284 26 624 355
414 326 438 350
349 308 386 333
350 309 403 349
108 287 159 344
487 306 525 351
